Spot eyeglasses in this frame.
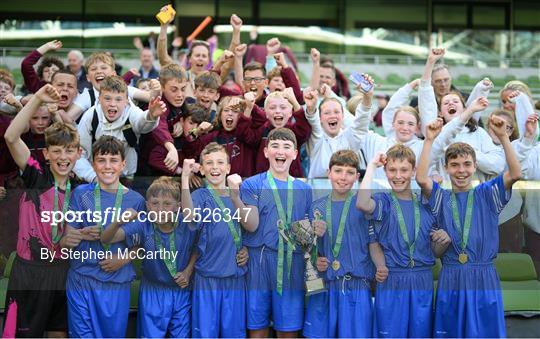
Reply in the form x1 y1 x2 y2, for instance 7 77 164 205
433 78 451 85
244 77 266 84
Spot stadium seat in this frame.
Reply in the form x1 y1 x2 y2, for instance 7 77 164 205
495 253 540 315
0 252 17 313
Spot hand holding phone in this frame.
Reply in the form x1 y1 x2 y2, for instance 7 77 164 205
349 72 373 92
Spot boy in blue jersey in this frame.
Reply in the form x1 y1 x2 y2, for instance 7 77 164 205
303 150 386 338
357 143 451 338
416 117 522 338
100 176 197 338
181 142 253 337
238 127 312 337
60 136 146 337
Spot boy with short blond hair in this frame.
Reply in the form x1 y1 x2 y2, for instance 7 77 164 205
237 127 312 337
181 143 251 337
357 142 451 337
304 150 382 338
236 89 311 177
100 176 197 338
74 75 165 183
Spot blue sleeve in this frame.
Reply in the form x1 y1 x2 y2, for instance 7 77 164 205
123 220 145 248
479 174 511 215
240 177 259 207
368 193 388 221
427 180 445 220
368 220 379 242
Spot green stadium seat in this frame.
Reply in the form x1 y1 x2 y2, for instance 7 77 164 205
495 253 540 315
432 254 540 315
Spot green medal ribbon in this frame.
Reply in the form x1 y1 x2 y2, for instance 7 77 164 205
390 192 421 267
94 183 124 251
266 171 295 295
450 189 474 254
153 224 177 278
325 192 353 261
52 180 71 244
207 186 242 250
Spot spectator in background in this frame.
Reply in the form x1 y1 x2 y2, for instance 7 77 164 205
21 40 65 94
134 32 158 57
67 49 91 92
130 48 160 87
372 93 390 128
245 27 299 72
320 56 351 100
410 63 468 108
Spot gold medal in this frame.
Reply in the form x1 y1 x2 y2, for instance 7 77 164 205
458 253 468 264
332 260 340 271
409 258 415 268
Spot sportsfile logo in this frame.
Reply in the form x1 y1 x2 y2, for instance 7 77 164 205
40 207 251 225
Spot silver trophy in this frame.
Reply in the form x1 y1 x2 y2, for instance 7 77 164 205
290 218 326 295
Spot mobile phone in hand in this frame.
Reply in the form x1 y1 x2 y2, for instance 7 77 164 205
349 72 373 92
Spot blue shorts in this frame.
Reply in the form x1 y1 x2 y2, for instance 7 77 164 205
66 269 130 338
137 279 191 338
374 267 434 338
304 276 373 338
434 263 505 338
192 272 246 338
246 246 305 332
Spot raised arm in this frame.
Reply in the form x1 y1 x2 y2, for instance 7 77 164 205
4 85 60 170
130 97 165 134
514 114 540 164
22 40 62 93
466 78 493 122
489 115 522 189
303 87 323 139
275 53 304 105
157 6 175 67
349 74 375 142
265 38 280 71
228 174 259 232
416 48 446 135
356 153 386 213
508 90 536 139
228 14 242 53
310 48 321 91
212 50 235 83
416 118 444 198
233 44 247 86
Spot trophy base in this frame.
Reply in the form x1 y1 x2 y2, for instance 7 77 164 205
305 278 326 296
